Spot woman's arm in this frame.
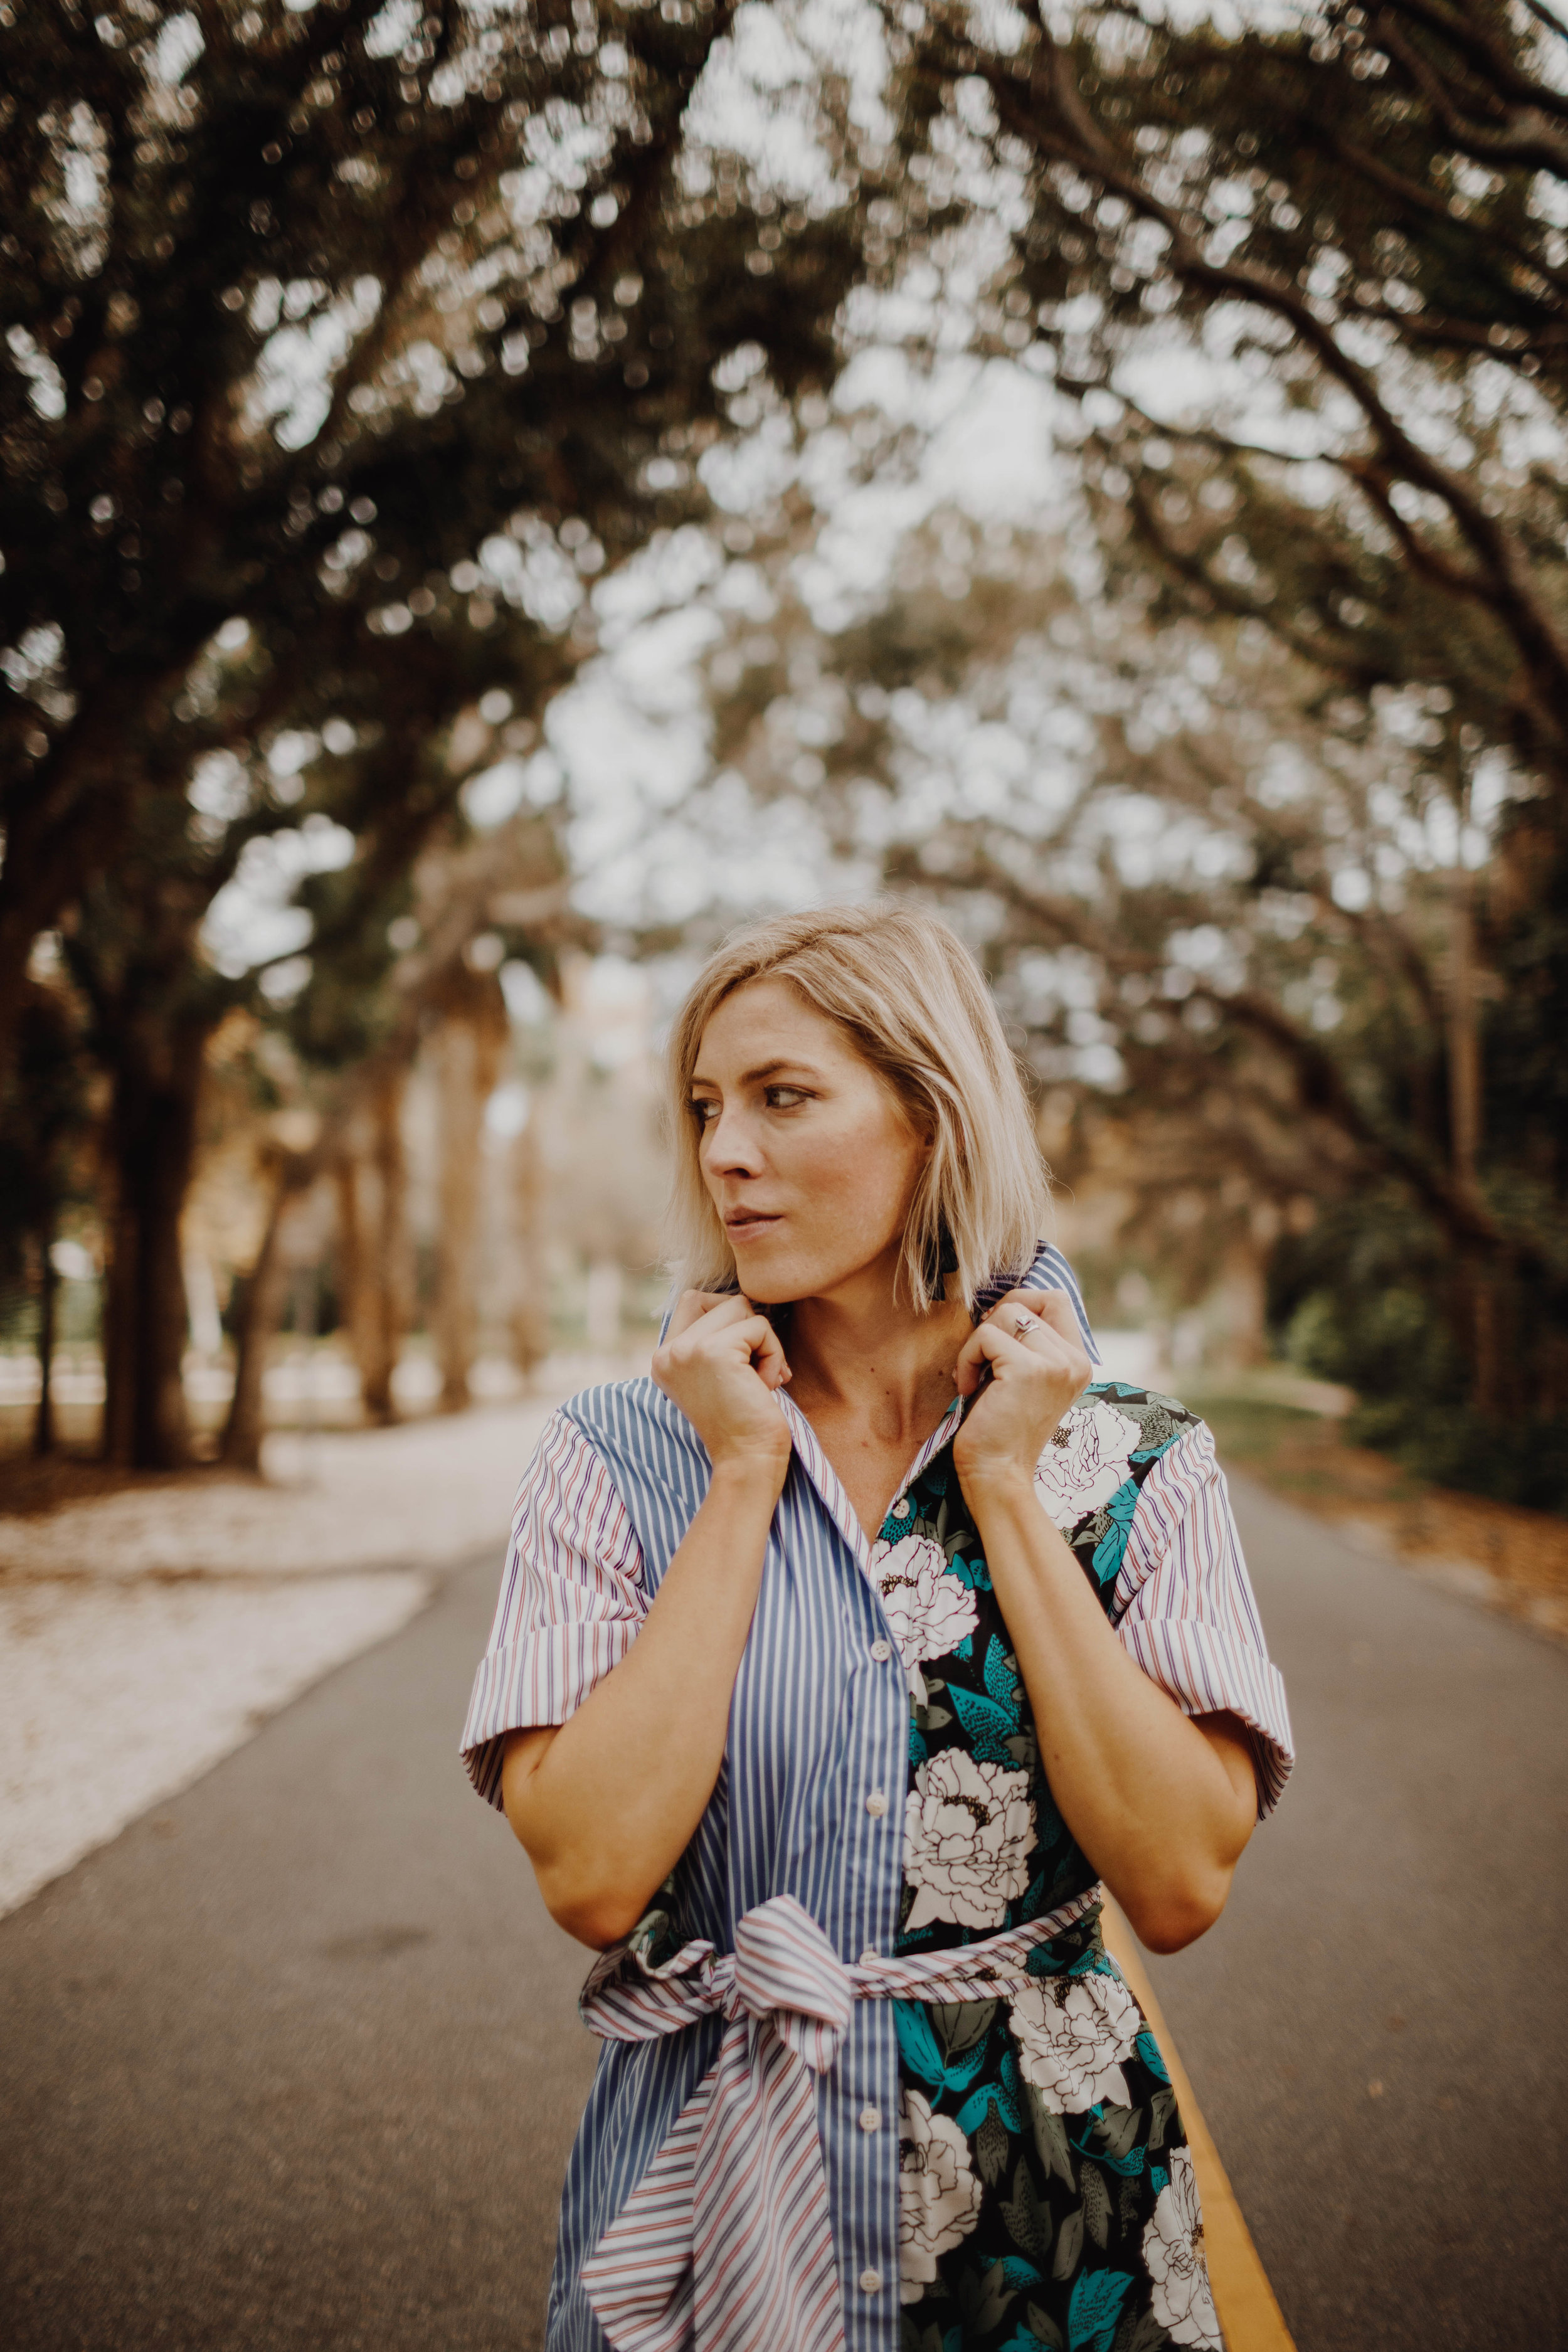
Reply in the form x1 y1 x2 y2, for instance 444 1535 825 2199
953 1294 1258 1955
501 1291 792 1950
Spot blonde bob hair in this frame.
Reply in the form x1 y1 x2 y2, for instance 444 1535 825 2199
665 903 1050 1314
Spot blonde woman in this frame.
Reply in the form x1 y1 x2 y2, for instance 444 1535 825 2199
462 905 1293 2352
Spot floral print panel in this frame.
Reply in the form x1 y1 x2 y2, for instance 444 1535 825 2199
871 1383 1222 2352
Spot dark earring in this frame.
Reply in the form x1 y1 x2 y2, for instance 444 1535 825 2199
921 1214 959 1295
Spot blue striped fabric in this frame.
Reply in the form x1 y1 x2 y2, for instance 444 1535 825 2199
540 1243 1100 2352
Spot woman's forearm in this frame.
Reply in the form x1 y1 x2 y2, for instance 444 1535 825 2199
967 1473 1256 1953
502 1460 780 1947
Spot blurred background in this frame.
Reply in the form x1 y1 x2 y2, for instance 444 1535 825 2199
3 0 1565 1503
2 4 1567 2350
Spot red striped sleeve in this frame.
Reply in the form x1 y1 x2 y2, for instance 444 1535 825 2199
1112 1421 1295 1816
460 1410 647 1808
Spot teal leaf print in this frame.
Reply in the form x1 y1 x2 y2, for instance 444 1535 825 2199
956 2070 1022 2139
1067 2267 1133 2352
1001 2257 1044 2291
948 1685 1019 1762
1089 1480 1140 1586
893 2001 992 2097
983 1634 1022 1709
1135 2030 1169 2083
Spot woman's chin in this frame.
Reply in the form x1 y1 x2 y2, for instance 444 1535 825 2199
729 1243 810 1307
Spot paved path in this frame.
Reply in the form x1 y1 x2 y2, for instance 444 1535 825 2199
1144 1474 1568 2352
1 1474 1564 2351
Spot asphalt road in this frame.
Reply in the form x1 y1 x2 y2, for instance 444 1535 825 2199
1 1473 1564 2352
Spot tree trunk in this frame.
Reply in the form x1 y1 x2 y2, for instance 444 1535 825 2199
100 1016 209 1470
433 1010 502 1414
339 1065 412 1424
220 1162 298 1472
508 1113 551 1376
1447 862 1483 1198
366 1066 411 1420
33 1230 56 1458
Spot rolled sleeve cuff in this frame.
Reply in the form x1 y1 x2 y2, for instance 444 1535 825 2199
1117 1615 1295 1816
460 1621 642 1809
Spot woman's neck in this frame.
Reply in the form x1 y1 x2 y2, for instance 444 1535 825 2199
784 1276 973 1458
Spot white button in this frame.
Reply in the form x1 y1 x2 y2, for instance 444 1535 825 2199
859 2269 882 2295
891 1495 909 1516
858 2106 881 2133
870 1640 891 1663
864 1790 887 1818
859 1948 878 1967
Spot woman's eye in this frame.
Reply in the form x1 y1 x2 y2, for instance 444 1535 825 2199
689 1098 719 1124
766 1086 808 1110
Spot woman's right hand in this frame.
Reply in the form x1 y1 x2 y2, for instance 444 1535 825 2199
652 1290 793 1492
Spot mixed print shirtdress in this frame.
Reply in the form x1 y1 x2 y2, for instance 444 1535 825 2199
462 1248 1293 2352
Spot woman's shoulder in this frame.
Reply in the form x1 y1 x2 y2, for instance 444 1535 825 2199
556 1372 706 1453
1035 1380 1210 1528
1071 1379 1207 1451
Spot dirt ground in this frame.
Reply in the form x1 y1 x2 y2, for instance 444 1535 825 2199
1193 1394 1568 1645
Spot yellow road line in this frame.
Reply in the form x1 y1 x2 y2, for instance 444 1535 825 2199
1101 1902 1298 2352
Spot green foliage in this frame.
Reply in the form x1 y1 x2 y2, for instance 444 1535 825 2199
0 0 871 1053
1274 1190 1568 1510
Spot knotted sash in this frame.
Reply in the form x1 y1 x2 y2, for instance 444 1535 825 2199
577 1885 1103 2352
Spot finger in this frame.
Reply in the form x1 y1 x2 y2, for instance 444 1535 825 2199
953 1315 1032 1394
1028 1291 1087 1348
741 1315 792 1391
691 1306 790 1389
665 1287 744 1341
985 1288 1090 1367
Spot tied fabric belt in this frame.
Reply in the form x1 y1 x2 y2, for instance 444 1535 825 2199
577 1885 1103 2352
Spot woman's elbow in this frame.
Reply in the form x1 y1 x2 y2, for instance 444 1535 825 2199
1122 1863 1234 1956
540 1875 640 1951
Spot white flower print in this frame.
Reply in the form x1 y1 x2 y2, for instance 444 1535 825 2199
1143 2144 1221 2348
1007 1966 1144 2114
903 1748 1036 1932
1033 1399 1142 1527
869 1532 978 1703
898 2087 983 2300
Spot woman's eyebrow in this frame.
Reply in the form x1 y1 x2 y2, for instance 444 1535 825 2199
689 1059 822 1090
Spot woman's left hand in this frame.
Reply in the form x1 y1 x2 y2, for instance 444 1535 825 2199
951 1288 1094 1499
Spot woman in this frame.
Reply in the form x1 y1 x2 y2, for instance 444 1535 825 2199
462 905 1293 2352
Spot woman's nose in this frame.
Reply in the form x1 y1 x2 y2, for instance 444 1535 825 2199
704 1104 764 1173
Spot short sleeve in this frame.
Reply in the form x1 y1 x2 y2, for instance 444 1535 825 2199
460 1408 647 1808
1111 1422 1294 1816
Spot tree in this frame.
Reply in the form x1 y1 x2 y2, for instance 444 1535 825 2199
840 0 1568 1483
1 0 862 1049
4 0 874 1463
691 492 1568 1499
0 967 94 1454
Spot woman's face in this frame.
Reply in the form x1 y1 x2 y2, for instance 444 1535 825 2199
690 978 929 1307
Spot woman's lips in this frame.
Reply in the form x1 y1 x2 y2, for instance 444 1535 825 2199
725 1212 781 1240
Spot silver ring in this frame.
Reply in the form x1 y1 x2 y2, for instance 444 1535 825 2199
1011 1312 1036 1341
